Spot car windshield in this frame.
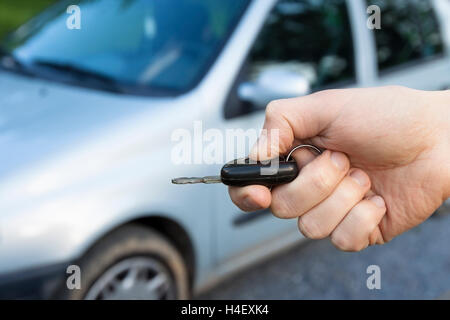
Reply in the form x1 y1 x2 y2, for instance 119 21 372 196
0 0 250 95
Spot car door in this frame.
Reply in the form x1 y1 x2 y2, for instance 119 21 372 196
370 0 450 90
215 0 360 262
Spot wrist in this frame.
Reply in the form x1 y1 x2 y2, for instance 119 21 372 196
423 89 450 200
437 90 450 199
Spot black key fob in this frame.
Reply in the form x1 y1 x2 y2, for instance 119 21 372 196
220 157 299 187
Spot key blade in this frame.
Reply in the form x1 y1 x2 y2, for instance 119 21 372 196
202 176 222 184
172 176 222 184
172 177 203 184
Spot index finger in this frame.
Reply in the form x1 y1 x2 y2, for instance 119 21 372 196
228 147 317 212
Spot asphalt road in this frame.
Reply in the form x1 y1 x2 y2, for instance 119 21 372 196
199 205 450 300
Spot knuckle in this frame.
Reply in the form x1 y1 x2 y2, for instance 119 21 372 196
310 89 340 105
311 168 335 197
270 195 294 219
342 176 370 203
265 100 282 118
278 136 293 155
270 203 286 219
270 188 303 219
331 232 364 252
298 216 328 239
356 204 379 229
340 184 360 204
312 89 335 99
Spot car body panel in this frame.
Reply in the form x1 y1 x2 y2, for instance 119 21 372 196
0 72 216 285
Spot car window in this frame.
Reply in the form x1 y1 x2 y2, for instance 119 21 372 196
0 0 251 96
247 0 356 91
367 0 444 72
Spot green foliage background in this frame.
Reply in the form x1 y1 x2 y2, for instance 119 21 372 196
0 0 57 40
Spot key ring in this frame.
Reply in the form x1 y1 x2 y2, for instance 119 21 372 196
285 144 322 161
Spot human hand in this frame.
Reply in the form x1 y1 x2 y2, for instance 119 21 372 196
229 86 450 251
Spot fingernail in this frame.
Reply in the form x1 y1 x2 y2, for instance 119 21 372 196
331 151 347 171
370 195 385 208
350 170 368 186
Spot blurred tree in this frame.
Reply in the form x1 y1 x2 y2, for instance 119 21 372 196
0 0 57 40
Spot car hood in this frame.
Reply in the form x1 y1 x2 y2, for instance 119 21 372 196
0 71 170 181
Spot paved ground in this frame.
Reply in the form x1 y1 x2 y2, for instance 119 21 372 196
199 205 450 300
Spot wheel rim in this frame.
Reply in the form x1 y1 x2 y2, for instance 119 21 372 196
85 257 176 300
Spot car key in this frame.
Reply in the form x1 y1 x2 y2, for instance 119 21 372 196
172 157 299 187
172 144 322 187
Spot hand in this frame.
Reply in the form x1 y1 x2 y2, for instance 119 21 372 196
229 86 450 251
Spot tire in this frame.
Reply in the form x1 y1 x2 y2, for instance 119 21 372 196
58 224 190 300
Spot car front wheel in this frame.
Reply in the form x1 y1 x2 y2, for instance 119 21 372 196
60 224 190 300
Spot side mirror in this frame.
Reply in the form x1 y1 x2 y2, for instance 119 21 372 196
238 67 311 110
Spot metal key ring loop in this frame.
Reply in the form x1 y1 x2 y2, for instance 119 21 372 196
286 144 323 161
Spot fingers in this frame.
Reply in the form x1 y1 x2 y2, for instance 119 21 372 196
270 150 350 219
228 185 271 212
297 168 371 239
331 196 387 251
249 92 340 160
228 147 317 213
289 144 317 168
229 148 386 252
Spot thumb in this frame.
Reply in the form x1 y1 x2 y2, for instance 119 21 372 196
249 92 338 160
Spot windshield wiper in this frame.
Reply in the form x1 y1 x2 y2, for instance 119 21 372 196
32 60 124 94
0 46 35 76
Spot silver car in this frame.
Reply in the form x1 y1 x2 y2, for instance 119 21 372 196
0 0 449 299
